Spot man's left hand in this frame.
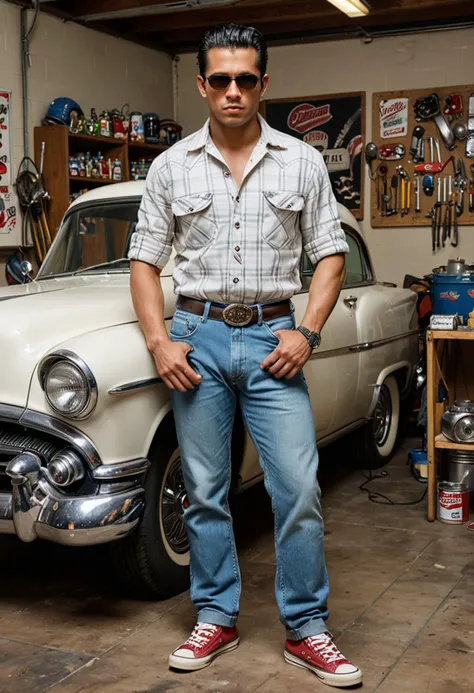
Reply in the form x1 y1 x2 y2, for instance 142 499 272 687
260 330 312 380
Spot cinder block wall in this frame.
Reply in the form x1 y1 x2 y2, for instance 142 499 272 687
176 30 474 285
0 0 173 284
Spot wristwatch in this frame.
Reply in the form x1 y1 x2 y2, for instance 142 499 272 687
297 326 321 351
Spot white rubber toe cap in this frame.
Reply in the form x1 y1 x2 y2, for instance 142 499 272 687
335 663 359 674
172 648 195 660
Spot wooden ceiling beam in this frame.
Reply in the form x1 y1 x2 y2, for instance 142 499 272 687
155 0 474 51
52 0 173 18
125 1 346 33
120 0 468 33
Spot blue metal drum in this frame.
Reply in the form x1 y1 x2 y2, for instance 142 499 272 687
432 268 474 321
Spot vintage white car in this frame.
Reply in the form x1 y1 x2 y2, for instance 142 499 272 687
0 181 418 597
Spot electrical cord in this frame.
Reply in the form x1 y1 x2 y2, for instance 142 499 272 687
359 468 428 506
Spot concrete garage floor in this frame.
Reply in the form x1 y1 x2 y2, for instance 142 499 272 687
1 437 474 693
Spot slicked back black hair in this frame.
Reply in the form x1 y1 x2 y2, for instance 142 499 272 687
197 24 268 78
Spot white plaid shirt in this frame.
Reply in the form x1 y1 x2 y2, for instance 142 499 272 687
128 114 348 305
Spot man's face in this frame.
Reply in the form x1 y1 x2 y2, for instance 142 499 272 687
197 47 268 128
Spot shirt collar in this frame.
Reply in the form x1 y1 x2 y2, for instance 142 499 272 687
185 113 288 154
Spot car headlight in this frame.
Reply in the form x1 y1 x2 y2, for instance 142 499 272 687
39 350 98 420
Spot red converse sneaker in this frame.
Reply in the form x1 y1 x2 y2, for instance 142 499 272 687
284 632 362 688
169 623 239 671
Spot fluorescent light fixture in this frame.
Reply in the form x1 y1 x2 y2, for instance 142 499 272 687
326 0 371 18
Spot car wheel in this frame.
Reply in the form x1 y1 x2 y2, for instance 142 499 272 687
360 375 400 469
110 422 190 598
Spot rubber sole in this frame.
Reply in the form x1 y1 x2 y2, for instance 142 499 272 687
169 637 240 672
284 650 363 688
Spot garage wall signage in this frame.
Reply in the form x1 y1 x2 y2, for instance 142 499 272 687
380 98 409 139
0 89 16 234
261 92 365 220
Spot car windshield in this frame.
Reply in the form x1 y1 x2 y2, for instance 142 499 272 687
38 199 140 278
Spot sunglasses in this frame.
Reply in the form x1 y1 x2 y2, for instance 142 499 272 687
204 73 261 91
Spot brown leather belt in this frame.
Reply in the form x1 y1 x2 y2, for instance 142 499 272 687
177 296 291 327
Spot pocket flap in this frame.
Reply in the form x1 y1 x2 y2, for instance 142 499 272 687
172 193 213 217
264 191 305 212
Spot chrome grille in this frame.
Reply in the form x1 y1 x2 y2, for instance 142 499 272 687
0 427 59 492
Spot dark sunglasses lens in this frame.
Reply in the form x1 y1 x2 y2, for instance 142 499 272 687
208 76 231 90
236 75 259 90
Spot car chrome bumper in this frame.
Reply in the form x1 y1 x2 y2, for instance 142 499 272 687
0 452 146 546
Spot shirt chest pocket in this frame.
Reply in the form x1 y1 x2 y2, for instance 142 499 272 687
171 193 217 250
263 191 305 249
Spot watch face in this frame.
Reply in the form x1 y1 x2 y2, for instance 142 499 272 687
309 333 321 349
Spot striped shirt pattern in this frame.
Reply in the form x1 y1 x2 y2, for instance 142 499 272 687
128 114 349 304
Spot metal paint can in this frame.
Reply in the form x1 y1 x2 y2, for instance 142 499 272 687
438 481 470 524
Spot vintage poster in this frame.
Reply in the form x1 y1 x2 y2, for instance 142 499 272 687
380 97 409 139
261 92 365 219
0 90 16 233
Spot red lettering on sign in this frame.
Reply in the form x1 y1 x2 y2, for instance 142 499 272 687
288 104 332 134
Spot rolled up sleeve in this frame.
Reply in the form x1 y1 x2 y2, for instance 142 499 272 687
128 158 174 269
300 155 349 265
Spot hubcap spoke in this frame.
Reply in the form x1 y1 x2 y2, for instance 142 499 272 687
161 453 189 554
374 385 392 447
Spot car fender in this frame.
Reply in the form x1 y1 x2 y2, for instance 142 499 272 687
367 360 413 418
27 320 173 465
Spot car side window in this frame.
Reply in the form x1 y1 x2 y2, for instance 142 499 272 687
298 226 372 293
344 232 369 287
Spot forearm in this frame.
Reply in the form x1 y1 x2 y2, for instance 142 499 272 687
300 254 346 333
130 260 169 350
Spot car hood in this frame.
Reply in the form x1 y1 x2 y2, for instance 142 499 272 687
0 275 139 408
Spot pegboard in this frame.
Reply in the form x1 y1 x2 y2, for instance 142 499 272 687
371 85 474 233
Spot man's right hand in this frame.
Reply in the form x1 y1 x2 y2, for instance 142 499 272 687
150 338 202 392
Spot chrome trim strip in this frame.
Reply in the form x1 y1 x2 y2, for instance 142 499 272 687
310 329 419 361
350 342 372 352
109 377 163 395
0 404 24 423
370 329 419 348
93 458 150 480
38 349 98 420
19 409 101 469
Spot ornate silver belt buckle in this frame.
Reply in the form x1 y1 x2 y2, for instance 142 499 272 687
222 303 254 327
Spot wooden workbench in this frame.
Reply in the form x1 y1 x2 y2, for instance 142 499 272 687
426 329 474 520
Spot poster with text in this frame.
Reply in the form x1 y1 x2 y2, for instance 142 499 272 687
261 92 365 219
380 98 409 139
0 90 15 233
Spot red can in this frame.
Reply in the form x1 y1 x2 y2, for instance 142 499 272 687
438 481 470 524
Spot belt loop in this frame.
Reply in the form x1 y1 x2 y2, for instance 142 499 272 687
202 300 212 323
289 299 295 315
257 304 263 326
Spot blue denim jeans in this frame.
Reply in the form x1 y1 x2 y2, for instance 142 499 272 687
169 301 329 640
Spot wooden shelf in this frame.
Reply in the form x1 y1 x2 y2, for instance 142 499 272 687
34 125 169 238
68 132 127 147
429 330 474 340
435 433 474 451
128 141 168 153
69 176 123 185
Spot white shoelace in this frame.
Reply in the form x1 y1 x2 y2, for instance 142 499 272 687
306 634 344 664
185 623 219 650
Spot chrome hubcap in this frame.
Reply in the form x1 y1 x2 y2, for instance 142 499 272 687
161 454 189 554
374 384 392 447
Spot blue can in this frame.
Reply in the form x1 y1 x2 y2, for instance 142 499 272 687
431 269 474 322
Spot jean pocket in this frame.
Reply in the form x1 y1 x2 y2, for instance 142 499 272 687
169 310 201 338
262 314 295 341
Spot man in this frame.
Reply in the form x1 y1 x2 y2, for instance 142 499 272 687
128 23 362 689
